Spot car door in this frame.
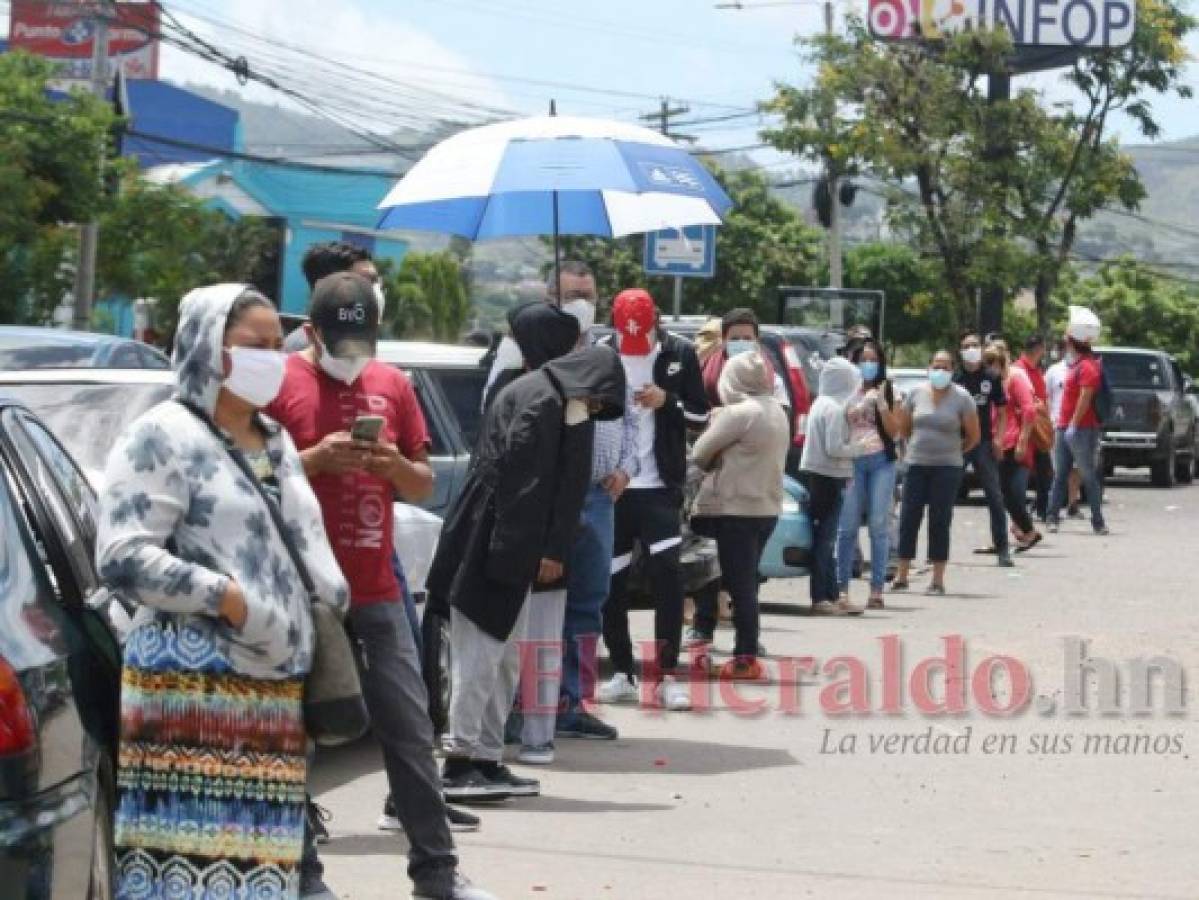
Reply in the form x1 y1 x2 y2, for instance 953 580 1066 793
0 409 118 899
404 368 465 517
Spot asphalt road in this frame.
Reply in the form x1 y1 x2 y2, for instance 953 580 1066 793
313 470 1199 900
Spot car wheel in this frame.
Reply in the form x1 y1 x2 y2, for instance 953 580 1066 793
88 756 116 900
1151 442 1176 488
421 611 452 735
1177 450 1195 484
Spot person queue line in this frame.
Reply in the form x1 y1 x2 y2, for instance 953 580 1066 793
93 243 1111 900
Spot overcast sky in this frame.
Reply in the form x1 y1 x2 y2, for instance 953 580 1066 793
3 0 1196 155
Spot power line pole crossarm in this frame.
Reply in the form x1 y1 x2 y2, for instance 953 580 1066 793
73 1 113 333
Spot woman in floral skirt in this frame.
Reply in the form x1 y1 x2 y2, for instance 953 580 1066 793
96 284 349 899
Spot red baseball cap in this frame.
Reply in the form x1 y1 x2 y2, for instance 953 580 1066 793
612 288 657 356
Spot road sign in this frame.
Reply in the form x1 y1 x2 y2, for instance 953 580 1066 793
867 0 1135 48
644 224 716 279
8 0 160 82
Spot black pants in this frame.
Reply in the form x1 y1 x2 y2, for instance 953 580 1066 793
999 451 1034 535
604 488 684 677
898 464 963 563
1031 449 1053 520
801 472 846 604
708 516 778 658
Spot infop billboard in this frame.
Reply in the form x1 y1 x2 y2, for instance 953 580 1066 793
868 0 1135 48
8 0 160 81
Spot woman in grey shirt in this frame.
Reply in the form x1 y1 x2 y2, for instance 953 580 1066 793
893 349 981 594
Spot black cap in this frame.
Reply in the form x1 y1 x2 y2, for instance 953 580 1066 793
309 272 379 358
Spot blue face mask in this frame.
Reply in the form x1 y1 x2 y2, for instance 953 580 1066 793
929 368 952 390
726 339 757 358
858 361 880 382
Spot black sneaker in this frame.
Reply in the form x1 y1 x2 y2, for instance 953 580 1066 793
306 799 331 845
474 761 540 797
556 709 619 740
441 761 512 802
378 795 481 833
299 869 338 900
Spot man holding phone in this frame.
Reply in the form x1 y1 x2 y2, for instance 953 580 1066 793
269 272 494 900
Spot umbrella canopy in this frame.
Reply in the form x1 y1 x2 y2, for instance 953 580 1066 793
376 115 733 240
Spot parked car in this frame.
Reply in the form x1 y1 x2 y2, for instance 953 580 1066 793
0 327 169 371
1095 347 1197 487
0 394 124 899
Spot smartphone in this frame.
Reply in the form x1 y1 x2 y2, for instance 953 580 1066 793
351 415 385 443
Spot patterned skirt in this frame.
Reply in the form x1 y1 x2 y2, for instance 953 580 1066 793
114 619 307 900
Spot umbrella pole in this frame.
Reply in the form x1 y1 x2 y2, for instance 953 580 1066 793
552 188 563 304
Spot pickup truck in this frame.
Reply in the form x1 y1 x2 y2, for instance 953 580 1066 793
1095 348 1198 487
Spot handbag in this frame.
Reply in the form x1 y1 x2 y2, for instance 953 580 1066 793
176 401 370 745
1031 401 1055 453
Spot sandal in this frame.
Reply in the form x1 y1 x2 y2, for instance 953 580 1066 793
868 597 885 610
891 580 909 592
925 583 946 596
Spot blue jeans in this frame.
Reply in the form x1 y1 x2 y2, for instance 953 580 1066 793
1049 427 1105 529
837 451 897 592
560 485 615 710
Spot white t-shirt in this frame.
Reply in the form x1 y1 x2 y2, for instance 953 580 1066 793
1046 360 1069 424
622 347 665 490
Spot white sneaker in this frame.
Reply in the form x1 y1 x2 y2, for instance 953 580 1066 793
597 673 639 704
656 676 692 711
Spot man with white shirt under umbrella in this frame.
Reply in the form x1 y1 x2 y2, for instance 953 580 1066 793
597 288 710 712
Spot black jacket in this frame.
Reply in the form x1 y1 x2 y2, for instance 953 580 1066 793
601 329 710 499
426 346 625 641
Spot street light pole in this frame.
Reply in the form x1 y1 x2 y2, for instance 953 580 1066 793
72 4 111 332
824 0 843 290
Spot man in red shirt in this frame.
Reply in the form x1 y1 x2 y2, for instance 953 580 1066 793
269 272 494 900
1014 335 1053 521
1047 308 1108 535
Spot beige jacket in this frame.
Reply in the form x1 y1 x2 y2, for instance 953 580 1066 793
692 351 790 518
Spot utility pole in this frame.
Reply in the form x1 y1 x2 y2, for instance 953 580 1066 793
823 0 843 290
639 97 693 143
641 98 692 320
978 69 1012 338
73 2 112 332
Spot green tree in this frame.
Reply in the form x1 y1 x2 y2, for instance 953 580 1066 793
0 51 115 323
384 251 470 341
763 1 1195 335
841 242 954 352
1059 258 1199 373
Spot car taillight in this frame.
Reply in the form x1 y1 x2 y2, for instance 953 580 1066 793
0 658 35 756
782 345 810 446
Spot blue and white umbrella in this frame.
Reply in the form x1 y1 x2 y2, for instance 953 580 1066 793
376 115 733 241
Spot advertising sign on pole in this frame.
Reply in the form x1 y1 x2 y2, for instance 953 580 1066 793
867 0 1135 48
8 1 160 82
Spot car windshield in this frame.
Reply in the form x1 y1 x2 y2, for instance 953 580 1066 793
1099 353 1168 390
0 338 98 369
2 382 175 483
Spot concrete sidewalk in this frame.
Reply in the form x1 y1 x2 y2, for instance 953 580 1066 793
313 472 1199 899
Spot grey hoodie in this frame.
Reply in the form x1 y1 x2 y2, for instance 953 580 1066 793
799 356 864 479
95 283 349 679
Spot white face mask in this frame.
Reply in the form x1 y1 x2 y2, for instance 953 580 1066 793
373 283 387 323
562 299 596 335
960 347 982 366
224 347 286 408
318 346 370 384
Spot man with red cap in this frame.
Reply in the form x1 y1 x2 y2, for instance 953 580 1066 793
597 288 710 711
